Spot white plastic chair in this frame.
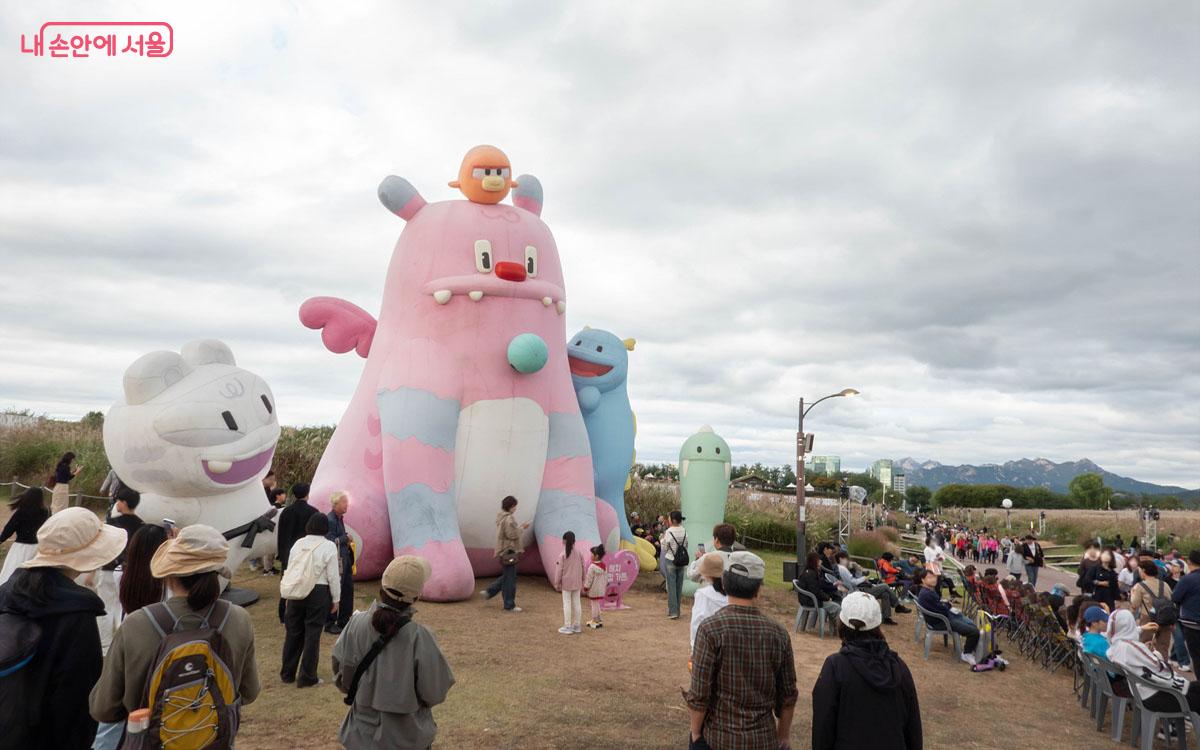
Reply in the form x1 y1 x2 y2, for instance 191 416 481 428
793 582 830 638
914 601 962 660
1124 671 1196 750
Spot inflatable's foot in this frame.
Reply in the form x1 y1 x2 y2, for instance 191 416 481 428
396 538 475 601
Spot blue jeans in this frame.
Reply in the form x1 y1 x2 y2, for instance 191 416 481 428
665 563 684 617
1173 624 1192 666
93 720 122 750
486 563 518 609
1024 564 1039 587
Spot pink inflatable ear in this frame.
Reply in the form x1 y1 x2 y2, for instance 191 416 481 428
512 174 543 217
378 175 427 221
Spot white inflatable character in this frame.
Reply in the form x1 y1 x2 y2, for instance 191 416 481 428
103 340 281 579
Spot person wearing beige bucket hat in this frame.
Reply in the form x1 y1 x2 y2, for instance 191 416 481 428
332 555 456 749
689 552 728 652
90 524 260 735
0 506 125 748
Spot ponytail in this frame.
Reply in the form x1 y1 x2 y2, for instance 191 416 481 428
562 531 576 559
178 571 220 611
371 589 413 638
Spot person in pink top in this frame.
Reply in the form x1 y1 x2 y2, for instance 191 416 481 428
552 531 586 634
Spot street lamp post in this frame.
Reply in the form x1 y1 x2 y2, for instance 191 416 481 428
795 388 860 563
1002 497 1013 530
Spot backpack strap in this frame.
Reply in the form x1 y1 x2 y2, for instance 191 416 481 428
144 602 180 637
343 617 412 707
198 599 233 633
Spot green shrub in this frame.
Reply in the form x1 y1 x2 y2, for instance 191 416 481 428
877 526 899 543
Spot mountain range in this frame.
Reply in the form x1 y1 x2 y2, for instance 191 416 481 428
893 457 1200 500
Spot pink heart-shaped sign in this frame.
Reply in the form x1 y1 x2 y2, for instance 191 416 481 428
601 550 639 610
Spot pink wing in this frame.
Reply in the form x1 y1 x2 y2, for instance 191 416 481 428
299 297 377 358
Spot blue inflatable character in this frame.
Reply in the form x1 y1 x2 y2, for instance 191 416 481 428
568 328 636 548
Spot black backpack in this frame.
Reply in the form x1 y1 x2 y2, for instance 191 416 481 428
672 531 690 569
1139 580 1179 626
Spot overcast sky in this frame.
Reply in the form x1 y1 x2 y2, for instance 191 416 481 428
1 2 1197 487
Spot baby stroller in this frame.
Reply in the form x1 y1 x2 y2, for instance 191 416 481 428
971 610 1010 672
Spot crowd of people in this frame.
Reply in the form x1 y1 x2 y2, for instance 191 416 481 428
0 452 935 749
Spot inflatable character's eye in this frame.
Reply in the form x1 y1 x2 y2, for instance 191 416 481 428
261 395 273 414
596 346 603 353
221 411 239 431
474 240 492 273
715 447 721 454
696 446 702 453
574 340 582 346
524 246 537 277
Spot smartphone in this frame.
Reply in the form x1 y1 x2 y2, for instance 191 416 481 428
697 543 705 554
162 518 175 532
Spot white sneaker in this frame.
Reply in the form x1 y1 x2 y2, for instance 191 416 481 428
505 606 523 613
571 625 582 633
1181 664 1194 673
961 653 977 666
557 626 573 634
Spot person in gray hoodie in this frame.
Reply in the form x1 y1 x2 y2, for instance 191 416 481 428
812 592 922 750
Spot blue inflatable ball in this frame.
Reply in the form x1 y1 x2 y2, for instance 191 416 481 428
508 333 548 374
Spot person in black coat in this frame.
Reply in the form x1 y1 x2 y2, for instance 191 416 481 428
275 482 319 623
0 507 125 749
1082 550 1120 609
812 592 922 750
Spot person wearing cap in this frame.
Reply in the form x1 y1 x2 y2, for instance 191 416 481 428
90 525 260 728
686 550 797 750
1081 605 1110 658
0 506 125 748
689 552 728 652
333 555 456 749
661 510 688 619
811 592 921 750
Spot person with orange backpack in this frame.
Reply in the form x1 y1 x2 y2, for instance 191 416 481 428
90 525 260 748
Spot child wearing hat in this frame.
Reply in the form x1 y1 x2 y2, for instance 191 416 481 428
1081 606 1110 659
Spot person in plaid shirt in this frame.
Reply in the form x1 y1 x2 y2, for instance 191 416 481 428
685 551 798 750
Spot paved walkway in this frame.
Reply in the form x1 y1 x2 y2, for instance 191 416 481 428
901 533 1080 595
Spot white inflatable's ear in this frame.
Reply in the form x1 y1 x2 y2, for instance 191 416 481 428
181 339 236 367
124 351 193 405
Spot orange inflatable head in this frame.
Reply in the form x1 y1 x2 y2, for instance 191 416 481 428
449 145 518 204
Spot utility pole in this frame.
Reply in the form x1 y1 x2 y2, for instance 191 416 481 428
795 397 807 563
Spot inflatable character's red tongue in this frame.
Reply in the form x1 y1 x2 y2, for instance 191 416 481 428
568 356 612 377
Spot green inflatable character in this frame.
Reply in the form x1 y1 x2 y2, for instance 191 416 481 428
679 425 731 597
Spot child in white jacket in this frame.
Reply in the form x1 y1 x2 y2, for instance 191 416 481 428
584 545 608 629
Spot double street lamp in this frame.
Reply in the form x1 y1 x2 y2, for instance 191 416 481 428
795 388 860 562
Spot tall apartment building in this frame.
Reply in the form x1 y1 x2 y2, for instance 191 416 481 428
892 473 906 494
808 455 841 477
868 459 894 491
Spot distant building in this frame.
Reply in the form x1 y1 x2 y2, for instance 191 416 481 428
892 473 906 494
0 411 37 428
809 455 841 477
731 474 771 490
868 459 894 490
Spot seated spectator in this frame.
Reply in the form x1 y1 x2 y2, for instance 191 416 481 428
896 555 918 579
833 551 908 625
811 592 922 750
915 569 980 665
797 552 841 619
1082 606 1110 658
876 552 905 586
1107 608 1200 715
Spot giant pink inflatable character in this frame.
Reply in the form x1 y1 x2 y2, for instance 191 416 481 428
300 146 612 601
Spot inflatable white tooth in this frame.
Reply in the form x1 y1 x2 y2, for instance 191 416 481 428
103 339 282 579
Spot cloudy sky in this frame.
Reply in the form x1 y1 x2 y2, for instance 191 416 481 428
1 2 1197 487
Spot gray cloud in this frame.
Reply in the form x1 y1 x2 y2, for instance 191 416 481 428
0 1 1196 487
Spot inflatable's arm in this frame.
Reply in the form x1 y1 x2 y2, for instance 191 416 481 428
577 385 601 414
300 297 377 358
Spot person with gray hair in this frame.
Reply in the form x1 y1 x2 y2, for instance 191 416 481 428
685 551 798 749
